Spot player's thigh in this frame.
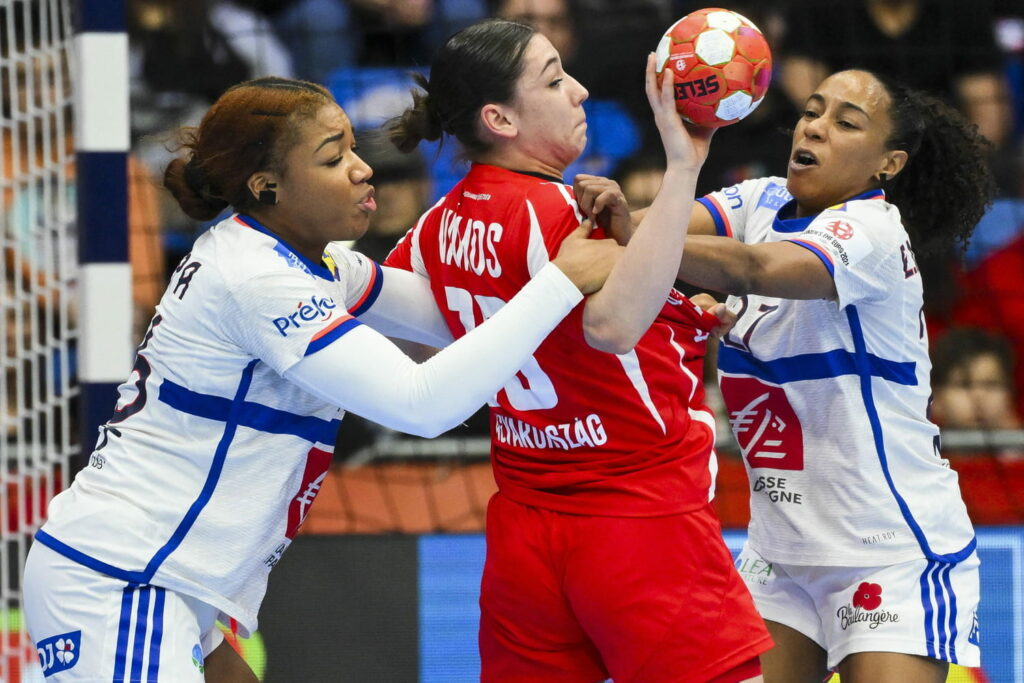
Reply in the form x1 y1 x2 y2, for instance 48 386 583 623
836 651 947 683
566 507 772 683
813 553 981 670
478 494 607 683
735 544 831 683
204 638 259 683
760 621 828 683
23 542 218 681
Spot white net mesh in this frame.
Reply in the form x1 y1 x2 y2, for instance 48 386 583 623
0 0 76 679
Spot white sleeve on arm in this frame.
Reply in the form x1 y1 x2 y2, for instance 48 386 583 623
283 262 581 437
356 266 454 347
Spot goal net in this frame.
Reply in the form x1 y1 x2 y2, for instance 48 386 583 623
0 0 77 679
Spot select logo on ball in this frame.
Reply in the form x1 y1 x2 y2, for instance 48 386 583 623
675 73 722 101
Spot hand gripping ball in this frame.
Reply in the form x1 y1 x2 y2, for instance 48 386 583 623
655 7 773 127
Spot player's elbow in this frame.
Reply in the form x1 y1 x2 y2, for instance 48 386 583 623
583 320 639 354
394 414 450 439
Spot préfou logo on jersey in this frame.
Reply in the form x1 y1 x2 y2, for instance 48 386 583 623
36 630 81 676
272 295 337 336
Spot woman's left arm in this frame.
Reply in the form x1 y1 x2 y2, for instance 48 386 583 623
679 235 838 300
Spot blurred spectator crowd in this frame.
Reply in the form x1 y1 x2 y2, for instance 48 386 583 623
8 0 1023 525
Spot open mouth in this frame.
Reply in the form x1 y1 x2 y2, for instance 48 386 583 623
792 150 818 167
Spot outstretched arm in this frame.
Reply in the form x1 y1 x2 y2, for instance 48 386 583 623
285 262 580 437
284 225 620 437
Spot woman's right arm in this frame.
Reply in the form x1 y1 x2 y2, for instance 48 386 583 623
577 54 714 354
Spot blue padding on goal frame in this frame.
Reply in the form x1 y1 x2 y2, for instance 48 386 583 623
77 1 126 33
78 152 128 264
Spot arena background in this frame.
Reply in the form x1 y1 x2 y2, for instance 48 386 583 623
2 0 1023 681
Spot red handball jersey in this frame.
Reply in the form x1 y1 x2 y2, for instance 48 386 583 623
386 164 720 516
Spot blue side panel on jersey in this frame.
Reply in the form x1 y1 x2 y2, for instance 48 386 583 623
37 361 338 585
718 345 917 386
304 317 362 356
349 261 384 316
143 360 260 579
159 378 339 443
696 197 728 237
786 239 836 278
845 306 976 564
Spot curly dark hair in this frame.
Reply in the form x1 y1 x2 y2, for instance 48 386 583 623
873 73 996 256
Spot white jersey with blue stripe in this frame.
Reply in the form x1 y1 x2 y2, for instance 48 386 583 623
36 214 381 636
699 177 975 567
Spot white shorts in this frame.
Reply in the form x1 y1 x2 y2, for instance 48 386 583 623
23 542 225 682
735 542 981 670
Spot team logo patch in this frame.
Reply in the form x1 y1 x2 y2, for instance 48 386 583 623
274 242 312 275
804 214 874 267
836 581 900 630
286 447 333 539
825 219 854 240
36 630 81 677
755 182 791 211
721 376 804 471
192 643 205 673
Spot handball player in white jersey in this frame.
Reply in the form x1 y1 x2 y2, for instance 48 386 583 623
635 70 995 682
22 77 624 682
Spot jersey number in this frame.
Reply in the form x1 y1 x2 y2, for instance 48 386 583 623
108 314 162 424
444 286 557 411
722 296 779 353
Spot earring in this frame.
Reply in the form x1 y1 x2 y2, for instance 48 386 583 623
258 182 278 205
878 173 889 182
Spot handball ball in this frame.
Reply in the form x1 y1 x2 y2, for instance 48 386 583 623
655 7 773 128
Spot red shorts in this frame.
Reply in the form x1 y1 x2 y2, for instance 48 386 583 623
479 493 773 682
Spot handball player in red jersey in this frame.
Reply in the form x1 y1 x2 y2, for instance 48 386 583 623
385 19 772 683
